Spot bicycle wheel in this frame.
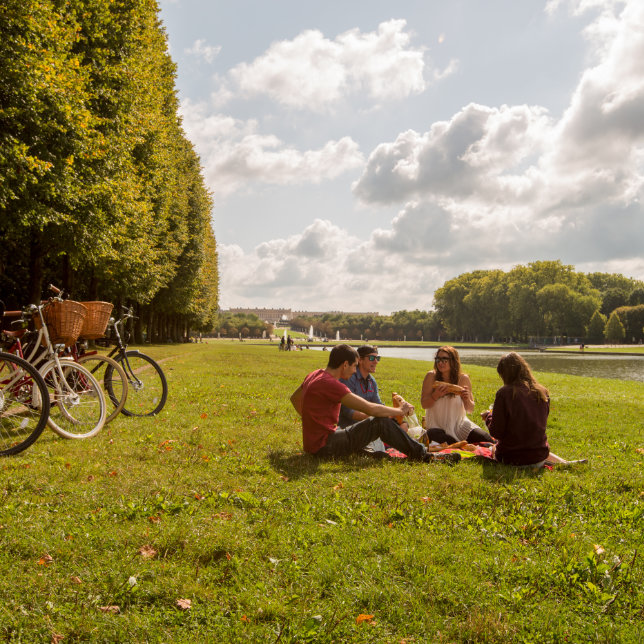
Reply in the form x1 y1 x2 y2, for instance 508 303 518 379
0 352 50 456
115 351 167 417
41 360 107 439
78 353 128 424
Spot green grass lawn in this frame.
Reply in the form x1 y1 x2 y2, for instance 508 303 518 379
1 343 643 642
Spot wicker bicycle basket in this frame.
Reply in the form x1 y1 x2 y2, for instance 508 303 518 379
34 300 88 347
79 301 113 340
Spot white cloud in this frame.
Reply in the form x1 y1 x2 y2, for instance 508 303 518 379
218 19 443 110
352 103 552 208
184 38 221 64
350 0 644 281
180 100 364 196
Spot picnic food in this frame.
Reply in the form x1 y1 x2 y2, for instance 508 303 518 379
392 392 407 425
432 382 464 395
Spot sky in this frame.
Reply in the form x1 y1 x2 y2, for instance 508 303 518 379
157 0 644 314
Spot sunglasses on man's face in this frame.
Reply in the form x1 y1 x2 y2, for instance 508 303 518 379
365 355 381 362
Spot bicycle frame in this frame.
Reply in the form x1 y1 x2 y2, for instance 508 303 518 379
105 308 145 388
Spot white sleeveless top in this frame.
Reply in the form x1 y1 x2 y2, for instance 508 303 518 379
424 395 480 441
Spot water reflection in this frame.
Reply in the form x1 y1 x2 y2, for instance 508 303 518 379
375 347 644 383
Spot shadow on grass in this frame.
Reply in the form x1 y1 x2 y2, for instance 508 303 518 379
479 459 546 483
268 448 393 480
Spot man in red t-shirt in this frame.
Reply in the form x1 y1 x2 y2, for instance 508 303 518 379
290 345 459 463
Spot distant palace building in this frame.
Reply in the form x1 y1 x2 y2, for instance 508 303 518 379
225 308 379 325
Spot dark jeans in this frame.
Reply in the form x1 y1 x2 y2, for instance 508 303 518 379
425 426 493 444
316 417 427 461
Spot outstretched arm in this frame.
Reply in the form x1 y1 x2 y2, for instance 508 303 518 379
341 392 412 419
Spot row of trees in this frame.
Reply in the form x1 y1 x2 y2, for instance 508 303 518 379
286 262 643 344
433 262 644 343
217 313 271 339
290 310 441 342
0 0 218 342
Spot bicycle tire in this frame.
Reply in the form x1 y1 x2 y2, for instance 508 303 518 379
78 353 128 424
41 360 107 439
0 352 50 456
115 351 168 417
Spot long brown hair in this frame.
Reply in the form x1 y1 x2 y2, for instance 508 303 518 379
434 346 461 385
496 352 548 402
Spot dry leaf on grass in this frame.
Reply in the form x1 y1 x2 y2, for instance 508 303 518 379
176 598 191 610
38 554 53 566
356 614 374 624
98 605 120 614
138 544 158 559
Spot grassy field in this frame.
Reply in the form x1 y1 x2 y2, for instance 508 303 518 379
1 343 643 642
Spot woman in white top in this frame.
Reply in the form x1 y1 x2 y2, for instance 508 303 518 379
420 346 492 444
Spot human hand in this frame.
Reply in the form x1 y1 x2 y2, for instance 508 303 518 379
433 384 448 399
401 402 413 416
481 410 490 420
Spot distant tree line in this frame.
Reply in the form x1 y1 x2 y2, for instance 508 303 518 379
0 0 218 342
433 261 643 343
290 261 644 344
217 313 272 339
291 310 442 342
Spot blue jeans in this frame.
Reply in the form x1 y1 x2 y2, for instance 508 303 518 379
316 417 428 461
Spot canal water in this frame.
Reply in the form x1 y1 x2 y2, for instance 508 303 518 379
374 347 644 383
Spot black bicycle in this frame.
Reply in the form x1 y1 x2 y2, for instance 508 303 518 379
104 307 168 417
0 348 51 456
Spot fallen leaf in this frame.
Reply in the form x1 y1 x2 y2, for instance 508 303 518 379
51 634 64 644
280 475 289 482
240 615 250 622
109 471 117 477
420 497 431 503
64 463 71 469
138 545 157 560
86 475 94 482
148 516 161 523
98 605 120 614
356 614 374 624
176 598 191 610
333 482 344 490
38 554 53 566
213 512 232 520
635 447 644 455
200 413 208 419
70 576 82 584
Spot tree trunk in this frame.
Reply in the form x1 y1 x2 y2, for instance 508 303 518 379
28 230 44 304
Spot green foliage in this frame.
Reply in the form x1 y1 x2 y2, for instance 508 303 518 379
604 311 625 344
434 261 614 341
0 0 218 336
586 310 606 344
0 342 642 641
291 310 441 342
218 313 271 338
612 305 644 344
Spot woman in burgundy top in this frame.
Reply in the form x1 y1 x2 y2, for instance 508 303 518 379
482 353 583 467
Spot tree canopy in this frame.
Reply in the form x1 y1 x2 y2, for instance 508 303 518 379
0 0 218 340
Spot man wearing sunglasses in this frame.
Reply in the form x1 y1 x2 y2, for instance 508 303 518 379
290 344 460 464
338 345 383 432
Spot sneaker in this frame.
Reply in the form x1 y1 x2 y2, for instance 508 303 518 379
424 451 461 465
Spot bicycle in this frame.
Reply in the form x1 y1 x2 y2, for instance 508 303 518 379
103 307 168 417
65 342 128 425
0 347 51 456
47 289 129 425
3 293 107 439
